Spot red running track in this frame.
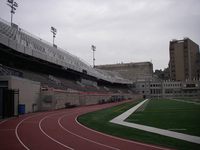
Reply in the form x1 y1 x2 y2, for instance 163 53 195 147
0 101 172 150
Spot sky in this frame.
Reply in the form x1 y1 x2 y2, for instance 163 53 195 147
0 0 200 70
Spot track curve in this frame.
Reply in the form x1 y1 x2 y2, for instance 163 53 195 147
0 101 172 150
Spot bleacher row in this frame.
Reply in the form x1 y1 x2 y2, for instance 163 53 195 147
0 64 132 93
0 20 17 40
0 18 131 84
0 64 23 77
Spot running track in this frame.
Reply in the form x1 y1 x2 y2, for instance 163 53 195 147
0 101 172 150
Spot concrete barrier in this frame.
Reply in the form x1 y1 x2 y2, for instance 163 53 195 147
39 89 142 111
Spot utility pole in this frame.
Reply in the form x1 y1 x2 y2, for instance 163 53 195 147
7 0 18 25
51 26 57 46
91 45 96 68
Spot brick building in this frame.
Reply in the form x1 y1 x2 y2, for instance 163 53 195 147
169 38 200 81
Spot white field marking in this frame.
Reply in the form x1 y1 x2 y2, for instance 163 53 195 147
170 98 200 105
15 113 44 150
75 117 171 150
39 112 75 150
110 99 200 144
136 99 150 112
168 129 187 131
58 114 120 150
111 99 148 122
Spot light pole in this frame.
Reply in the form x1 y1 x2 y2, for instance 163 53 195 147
51 26 57 46
7 0 18 25
91 45 96 68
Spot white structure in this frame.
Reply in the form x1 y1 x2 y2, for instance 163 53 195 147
136 80 200 98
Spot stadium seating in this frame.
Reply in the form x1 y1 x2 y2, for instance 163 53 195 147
0 64 23 77
0 18 132 85
0 21 18 40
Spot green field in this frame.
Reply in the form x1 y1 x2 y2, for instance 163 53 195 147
174 98 200 103
78 99 200 150
126 99 200 136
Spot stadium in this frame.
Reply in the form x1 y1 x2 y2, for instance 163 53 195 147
0 1 200 149
0 18 142 117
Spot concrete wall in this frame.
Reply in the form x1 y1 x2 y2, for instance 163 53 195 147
79 94 111 105
96 62 153 81
0 76 40 113
40 89 142 110
40 90 80 110
0 76 142 113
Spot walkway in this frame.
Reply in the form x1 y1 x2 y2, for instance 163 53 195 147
110 99 200 144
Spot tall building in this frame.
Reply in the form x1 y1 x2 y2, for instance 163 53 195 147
197 52 200 79
169 38 200 81
96 62 153 82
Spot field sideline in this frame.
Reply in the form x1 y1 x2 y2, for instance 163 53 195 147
78 98 200 150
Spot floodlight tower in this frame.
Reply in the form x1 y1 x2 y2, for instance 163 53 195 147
91 45 96 68
51 26 57 46
7 0 18 25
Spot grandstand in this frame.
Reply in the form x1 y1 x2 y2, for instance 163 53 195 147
0 18 140 118
0 18 131 84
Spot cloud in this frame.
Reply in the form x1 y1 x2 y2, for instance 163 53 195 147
0 0 199 70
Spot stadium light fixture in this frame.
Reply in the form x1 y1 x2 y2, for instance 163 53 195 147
7 0 18 25
91 45 96 68
51 26 57 46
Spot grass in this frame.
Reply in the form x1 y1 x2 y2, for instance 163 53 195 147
174 98 200 103
78 99 200 150
126 99 200 136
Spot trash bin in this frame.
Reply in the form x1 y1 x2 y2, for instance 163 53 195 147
18 104 25 115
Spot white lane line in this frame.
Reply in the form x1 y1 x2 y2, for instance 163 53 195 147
0 117 16 125
75 117 170 150
58 114 120 150
110 99 200 144
39 112 74 150
15 113 44 150
0 119 9 125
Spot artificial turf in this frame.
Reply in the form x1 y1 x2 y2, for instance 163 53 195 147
126 99 200 136
78 99 200 150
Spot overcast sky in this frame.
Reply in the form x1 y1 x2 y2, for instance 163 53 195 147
0 0 200 70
